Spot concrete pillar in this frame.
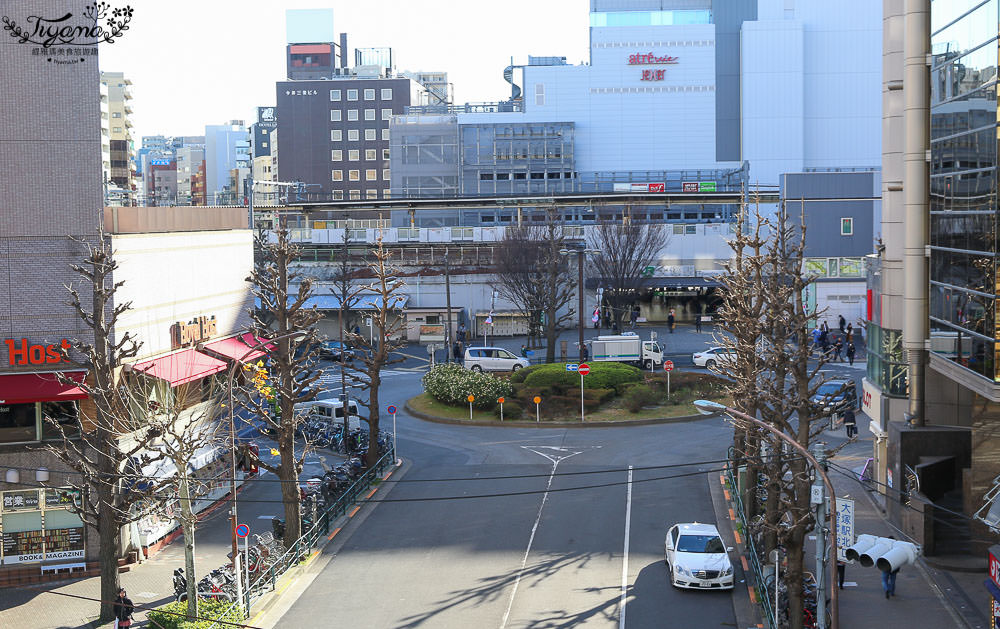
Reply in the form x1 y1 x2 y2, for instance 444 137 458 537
903 0 929 427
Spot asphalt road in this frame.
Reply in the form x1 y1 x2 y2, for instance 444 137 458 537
276 370 741 628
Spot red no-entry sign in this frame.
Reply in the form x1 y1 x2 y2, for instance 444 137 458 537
664 360 675 372
578 363 591 376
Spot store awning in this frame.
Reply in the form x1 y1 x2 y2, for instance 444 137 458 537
289 44 330 54
199 333 272 363
131 349 228 387
0 371 88 404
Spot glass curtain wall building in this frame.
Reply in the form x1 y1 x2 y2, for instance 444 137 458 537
928 0 999 382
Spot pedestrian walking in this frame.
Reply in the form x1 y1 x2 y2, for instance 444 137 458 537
694 314 702 333
630 306 639 328
846 323 854 343
113 588 134 628
593 307 601 329
834 339 844 362
602 309 611 329
819 328 830 355
838 314 846 333
882 562 899 598
582 344 589 361
837 560 846 589
457 323 467 343
811 326 822 356
846 341 856 366
520 344 528 358
667 309 675 334
844 409 857 439
454 341 463 363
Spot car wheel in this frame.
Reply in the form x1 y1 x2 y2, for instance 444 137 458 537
705 359 717 369
471 365 483 373
645 360 653 370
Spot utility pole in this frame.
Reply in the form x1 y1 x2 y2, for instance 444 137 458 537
444 249 453 364
577 250 585 362
813 441 829 629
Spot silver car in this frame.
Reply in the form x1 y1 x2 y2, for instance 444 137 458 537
464 346 530 372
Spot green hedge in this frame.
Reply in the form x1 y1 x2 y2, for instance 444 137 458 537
147 599 242 629
422 363 514 409
522 362 642 392
495 400 523 419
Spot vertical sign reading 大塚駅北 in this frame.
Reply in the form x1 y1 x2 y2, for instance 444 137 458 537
1 2 134 67
627 52 679 81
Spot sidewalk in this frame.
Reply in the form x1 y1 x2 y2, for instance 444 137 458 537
0 447 345 628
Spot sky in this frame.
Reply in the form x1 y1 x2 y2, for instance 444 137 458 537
99 0 591 143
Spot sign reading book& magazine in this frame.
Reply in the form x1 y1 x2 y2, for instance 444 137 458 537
0 488 84 564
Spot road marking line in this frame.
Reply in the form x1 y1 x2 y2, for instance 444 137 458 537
618 465 633 629
326 527 341 541
724 488 731 500
748 585 757 603
728 507 736 521
364 487 378 499
500 450 581 629
734 530 742 544
348 506 360 518
741 556 749 571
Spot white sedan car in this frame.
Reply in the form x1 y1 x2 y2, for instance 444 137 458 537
664 522 734 590
691 347 737 369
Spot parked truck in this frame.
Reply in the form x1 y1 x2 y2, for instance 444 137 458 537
590 333 663 368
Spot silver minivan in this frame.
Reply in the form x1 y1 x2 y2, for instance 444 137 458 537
464 346 530 372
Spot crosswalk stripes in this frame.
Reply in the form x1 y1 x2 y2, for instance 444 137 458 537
316 369 412 387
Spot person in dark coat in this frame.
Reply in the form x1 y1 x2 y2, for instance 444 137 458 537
838 314 846 333
453 341 463 363
846 342 857 366
834 339 844 362
844 409 857 438
694 314 702 333
113 588 134 627
667 309 675 333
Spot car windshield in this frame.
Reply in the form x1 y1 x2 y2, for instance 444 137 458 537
817 382 847 396
676 534 725 553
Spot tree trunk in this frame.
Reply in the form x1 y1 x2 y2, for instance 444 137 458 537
366 379 381 467
179 475 198 618
97 482 120 622
544 307 558 363
785 530 805 629
277 430 301 547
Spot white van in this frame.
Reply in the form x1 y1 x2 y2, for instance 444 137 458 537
464 346 530 372
296 398 363 429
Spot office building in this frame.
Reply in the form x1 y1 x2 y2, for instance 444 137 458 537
176 146 206 206
251 106 277 158
204 122 250 204
401 71 451 106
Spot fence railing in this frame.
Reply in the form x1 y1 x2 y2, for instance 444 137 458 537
208 445 397 627
725 454 776 629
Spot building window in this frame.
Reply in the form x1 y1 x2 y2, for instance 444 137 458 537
350 189 361 200
330 110 342 122
332 169 343 181
365 109 376 121
364 89 375 100
365 129 376 141
381 108 392 120
381 88 393 100
330 129 342 141
381 128 390 140
331 149 342 161
348 129 359 141
366 189 378 199
347 109 358 121
535 83 545 106
840 217 854 236
330 89 341 101
365 149 377 161
347 89 358 101
112 112 122 118
382 168 391 181
366 169 377 181
382 189 391 199
333 190 344 200
113 127 122 133
349 169 360 181
382 148 390 160
348 149 360 161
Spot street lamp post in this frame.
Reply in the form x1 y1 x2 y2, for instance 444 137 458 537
560 245 599 362
693 399 839 629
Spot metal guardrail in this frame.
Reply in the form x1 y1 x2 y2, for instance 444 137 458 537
207 445 397 627
725 454 777 629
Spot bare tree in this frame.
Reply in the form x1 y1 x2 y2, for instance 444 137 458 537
44 233 168 622
244 227 321 546
329 229 364 439
138 383 225 618
348 233 407 466
587 213 668 332
492 208 576 363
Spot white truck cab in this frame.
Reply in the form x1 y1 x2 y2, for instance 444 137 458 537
296 398 363 429
591 335 663 369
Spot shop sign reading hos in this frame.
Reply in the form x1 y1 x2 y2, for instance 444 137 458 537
627 52 679 81
4 339 71 365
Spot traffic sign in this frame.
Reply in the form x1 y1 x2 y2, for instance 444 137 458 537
387 405 397 414
497 397 505 404
467 395 475 403
533 396 541 404
578 363 591 376
235 523 249 538
664 360 675 372
566 363 579 371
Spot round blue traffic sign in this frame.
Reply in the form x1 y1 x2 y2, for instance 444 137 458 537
387 405 397 414
235 524 249 538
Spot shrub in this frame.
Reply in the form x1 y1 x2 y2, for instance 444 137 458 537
496 400 523 419
523 362 642 392
147 599 242 629
510 364 540 384
422 363 513 409
623 384 659 413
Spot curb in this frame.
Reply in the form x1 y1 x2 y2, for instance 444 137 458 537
241 459 410 629
404 399 708 428
708 470 764 629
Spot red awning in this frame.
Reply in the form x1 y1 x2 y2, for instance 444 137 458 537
131 349 228 387
290 44 331 54
200 333 270 363
0 371 87 404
